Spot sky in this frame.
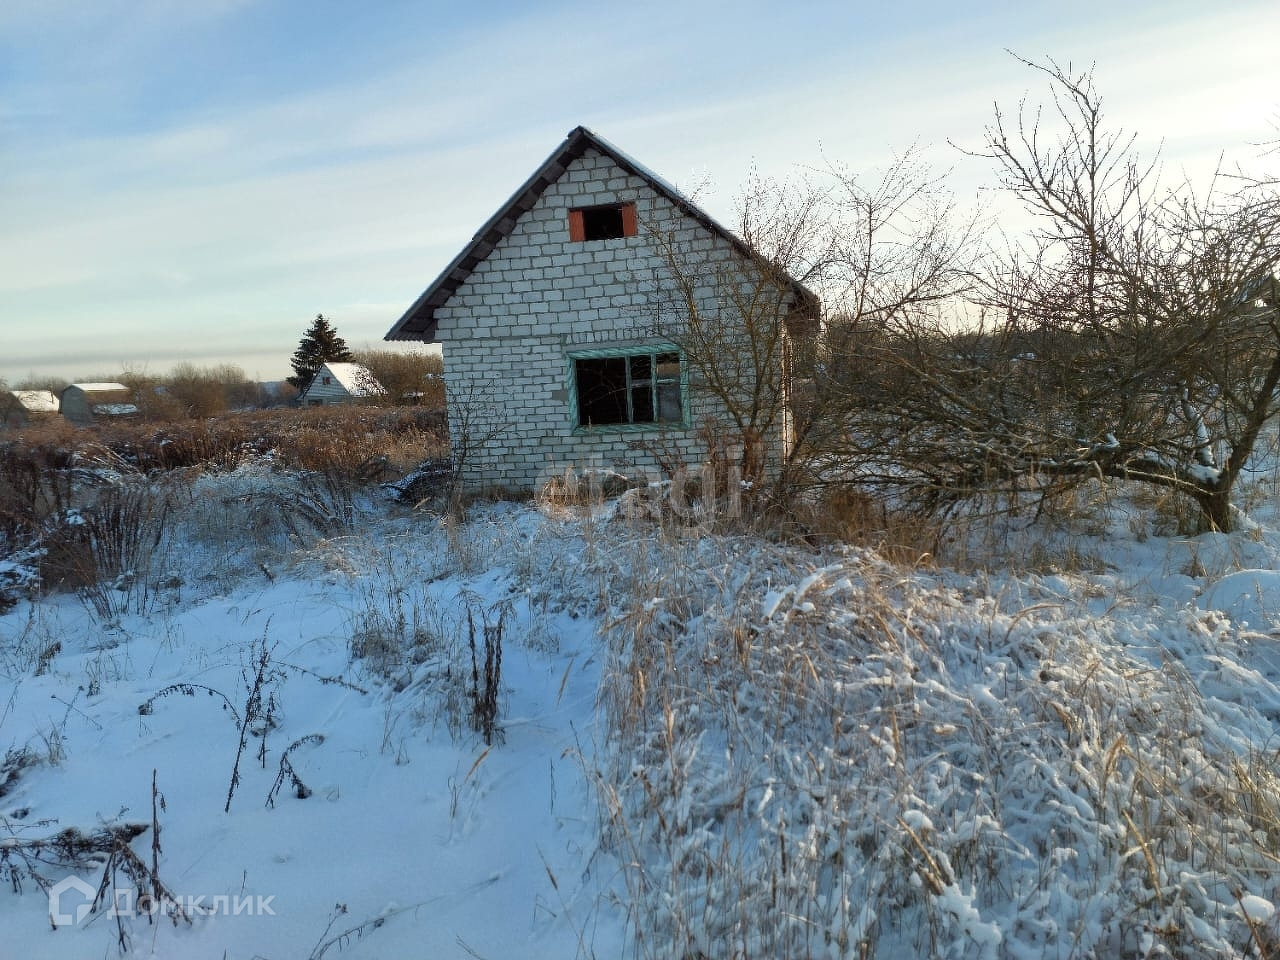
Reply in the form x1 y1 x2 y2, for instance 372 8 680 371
2 0 1278 386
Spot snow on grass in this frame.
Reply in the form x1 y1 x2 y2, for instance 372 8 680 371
1201 568 1280 632
0 488 618 959
580 516 1280 958
2 466 1280 958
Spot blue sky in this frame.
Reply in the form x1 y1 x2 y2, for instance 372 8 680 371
2 0 1277 385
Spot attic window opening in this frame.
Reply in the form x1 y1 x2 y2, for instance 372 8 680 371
569 202 637 242
573 349 684 428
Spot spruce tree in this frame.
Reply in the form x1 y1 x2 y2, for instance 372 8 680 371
288 314 353 390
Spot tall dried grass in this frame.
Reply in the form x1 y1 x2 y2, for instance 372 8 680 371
571 514 1280 959
9 406 447 477
1 407 449 609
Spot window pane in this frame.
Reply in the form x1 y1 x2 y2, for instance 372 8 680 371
573 349 682 427
631 385 654 423
655 353 680 381
656 382 682 422
628 353 652 383
576 357 629 425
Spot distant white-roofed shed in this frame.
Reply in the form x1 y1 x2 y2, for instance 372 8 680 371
1 389 59 428
60 382 140 425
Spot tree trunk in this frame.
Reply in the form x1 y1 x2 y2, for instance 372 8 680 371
1194 485 1233 533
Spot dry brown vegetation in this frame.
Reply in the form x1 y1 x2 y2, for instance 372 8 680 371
0 406 450 608
350 348 445 409
3 405 447 477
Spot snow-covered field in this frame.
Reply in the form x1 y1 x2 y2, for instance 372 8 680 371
3 460 1280 959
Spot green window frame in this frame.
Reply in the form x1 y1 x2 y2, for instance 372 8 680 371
569 346 687 431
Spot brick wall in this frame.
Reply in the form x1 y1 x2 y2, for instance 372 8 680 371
436 147 785 493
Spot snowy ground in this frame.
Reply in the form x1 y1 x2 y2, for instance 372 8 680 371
2 463 1280 958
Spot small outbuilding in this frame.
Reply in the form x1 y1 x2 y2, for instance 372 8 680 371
60 383 140 425
1 390 60 428
298 363 386 406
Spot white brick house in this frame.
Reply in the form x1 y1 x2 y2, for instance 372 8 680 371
385 126 817 493
298 362 386 406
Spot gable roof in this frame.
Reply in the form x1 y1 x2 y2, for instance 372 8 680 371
385 125 817 343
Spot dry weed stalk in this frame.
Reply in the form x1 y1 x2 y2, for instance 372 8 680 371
225 635 283 812
267 734 325 807
466 598 506 746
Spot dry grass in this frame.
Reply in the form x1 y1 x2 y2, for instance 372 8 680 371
5 397 1279 957
567 512 1280 960
804 485 941 565
0 430 77 544
1127 482 1204 537
0 407 450 609
5 406 448 479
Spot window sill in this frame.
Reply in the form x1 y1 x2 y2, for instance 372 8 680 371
573 421 689 436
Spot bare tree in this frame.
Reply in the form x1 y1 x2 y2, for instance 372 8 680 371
836 57 1279 533
350 348 444 409
646 172 825 496
649 153 975 506
165 362 258 418
441 376 513 515
798 150 981 484
14 374 69 394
